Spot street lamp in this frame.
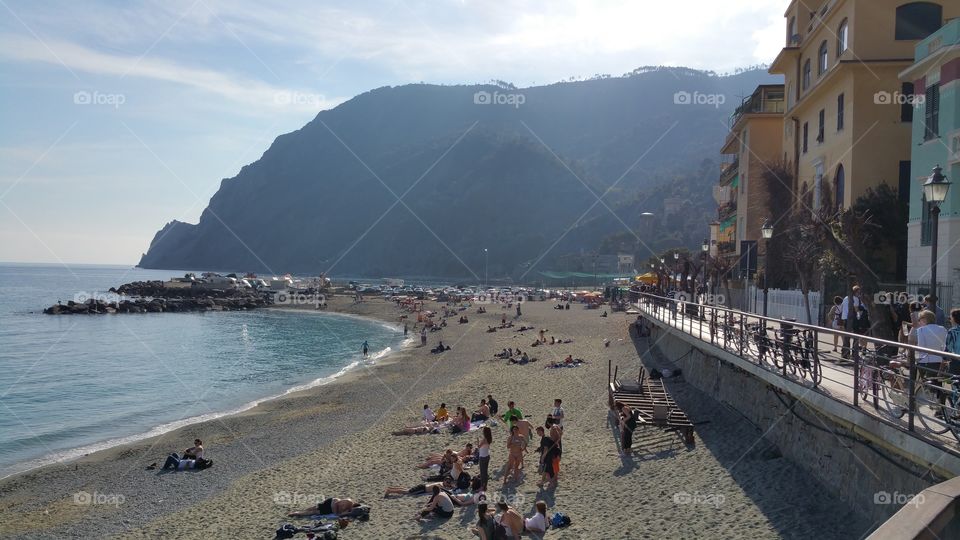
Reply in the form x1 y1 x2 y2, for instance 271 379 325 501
923 165 951 303
484 248 489 289
673 252 681 290
761 219 774 318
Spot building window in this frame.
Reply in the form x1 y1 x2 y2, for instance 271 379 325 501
901 82 915 122
924 83 939 140
817 109 825 143
802 59 812 90
921 194 933 246
837 93 845 131
818 41 829 75
895 3 943 40
788 16 798 44
837 19 849 56
803 122 809 153
813 161 825 211
835 164 845 208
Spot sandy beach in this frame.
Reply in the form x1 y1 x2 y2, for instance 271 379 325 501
0 295 872 539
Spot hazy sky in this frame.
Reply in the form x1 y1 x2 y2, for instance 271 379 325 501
0 0 786 264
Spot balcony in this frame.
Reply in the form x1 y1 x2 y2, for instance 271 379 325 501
730 86 785 128
719 158 739 184
718 200 737 220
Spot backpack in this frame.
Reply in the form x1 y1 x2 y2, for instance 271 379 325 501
551 512 571 528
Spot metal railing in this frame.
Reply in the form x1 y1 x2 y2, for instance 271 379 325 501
636 292 960 451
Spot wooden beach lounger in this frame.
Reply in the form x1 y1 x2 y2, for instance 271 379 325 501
608 361 695 446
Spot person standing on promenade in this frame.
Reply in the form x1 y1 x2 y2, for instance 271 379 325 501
924 295 946 327
840 286 862 359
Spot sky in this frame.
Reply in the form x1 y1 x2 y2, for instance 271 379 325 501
0 0 786 264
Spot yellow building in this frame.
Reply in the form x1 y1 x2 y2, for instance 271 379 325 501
769 0 959 219
715 85 785 274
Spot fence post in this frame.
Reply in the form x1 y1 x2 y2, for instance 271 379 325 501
908 356 917 432
852 336 859 407
812 328 819 388
738 313 744 357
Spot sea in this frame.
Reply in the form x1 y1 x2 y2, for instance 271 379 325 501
0 263 407 478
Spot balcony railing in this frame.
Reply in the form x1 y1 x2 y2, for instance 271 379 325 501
719 158 739 183
730 92 785 127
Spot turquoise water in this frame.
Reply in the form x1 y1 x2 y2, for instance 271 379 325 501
0 263 405 478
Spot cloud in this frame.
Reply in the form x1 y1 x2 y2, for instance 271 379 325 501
0 33 343 113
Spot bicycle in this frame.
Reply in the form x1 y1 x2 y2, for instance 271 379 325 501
859 350 960 440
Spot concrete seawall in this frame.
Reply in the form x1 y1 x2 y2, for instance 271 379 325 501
641 315 956 525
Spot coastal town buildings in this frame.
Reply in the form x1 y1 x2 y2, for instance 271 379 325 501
714 84 785 277
900 17 960 304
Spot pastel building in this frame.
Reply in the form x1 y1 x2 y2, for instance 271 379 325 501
769 0 960 280
715 85 785 276
900 18 960 303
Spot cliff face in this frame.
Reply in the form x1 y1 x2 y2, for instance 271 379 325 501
138 68 779 278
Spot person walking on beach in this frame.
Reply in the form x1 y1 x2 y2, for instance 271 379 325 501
361 340 369 357
420 328 427 347
404 323 409 336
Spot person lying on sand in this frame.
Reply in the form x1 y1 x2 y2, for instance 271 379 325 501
393 421 447 435
385 479 452 496
160 452 213 471
417 445 474 468
288 497 361 517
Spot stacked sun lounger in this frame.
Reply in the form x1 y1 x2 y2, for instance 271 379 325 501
608 362 695 446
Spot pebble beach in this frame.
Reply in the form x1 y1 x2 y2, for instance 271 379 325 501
0 295 873 539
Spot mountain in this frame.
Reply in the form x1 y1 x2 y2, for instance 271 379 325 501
138 67 780 279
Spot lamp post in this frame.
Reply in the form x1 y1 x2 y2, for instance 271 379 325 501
923 165 951 304
701 239 709 297
484 248 489 290
761 219 774 318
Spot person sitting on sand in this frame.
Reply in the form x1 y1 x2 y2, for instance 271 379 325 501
487 326 497 333
451 407 471 433
470 503 496 540
487 395 499 416
471 399 490 422
183 438 204 460
494 502 524 539
524 501 549 534
435 403 450 422
417 485 456 520
288 497 361 517
161 452 213 471
423 404 435 422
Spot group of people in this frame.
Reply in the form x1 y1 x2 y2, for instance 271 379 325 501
154 438 213 471
387 396 567 535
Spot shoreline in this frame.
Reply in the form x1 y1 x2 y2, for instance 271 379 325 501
0 295 448 538
0 304 406 481
0 296 874 539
